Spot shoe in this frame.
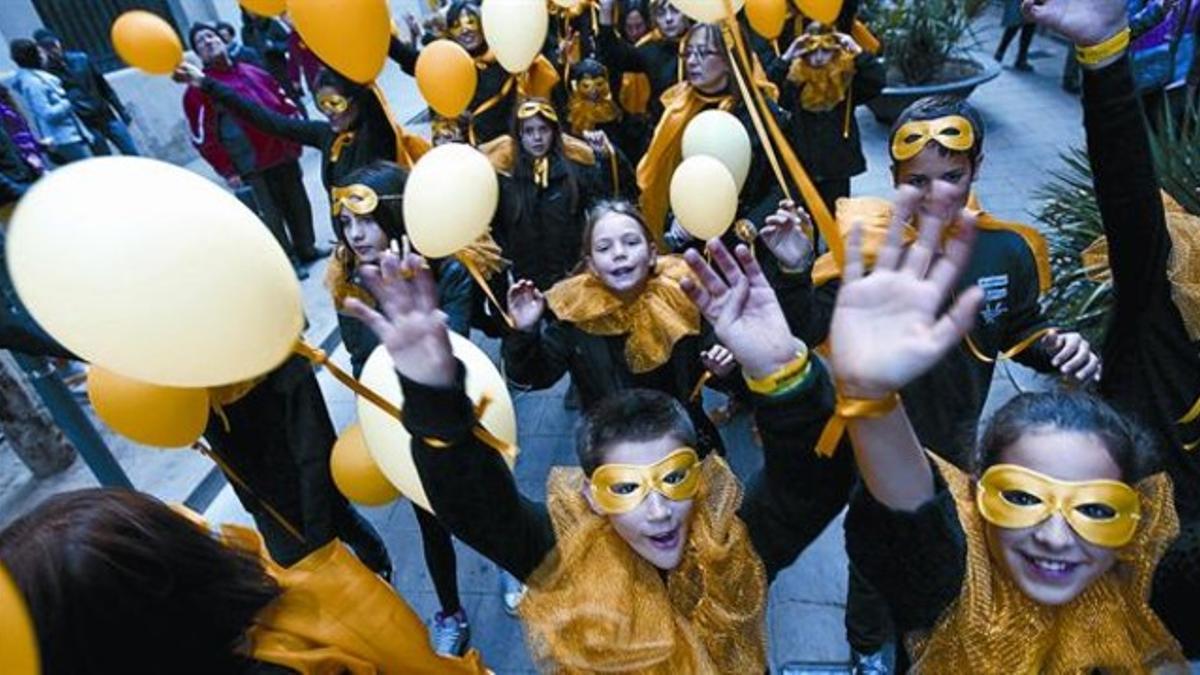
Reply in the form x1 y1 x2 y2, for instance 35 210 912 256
298 245 332 264
850 645 894 675
500 569 527 617
430 609 470 656
1014 61 1034 73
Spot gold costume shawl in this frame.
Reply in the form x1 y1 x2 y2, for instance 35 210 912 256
811 196 1053 294
545 256 699 373
480 134 599 177
788 50 857 113
567 92 622 134
519 455 768 674
620 72 653 115
905 456 1185 675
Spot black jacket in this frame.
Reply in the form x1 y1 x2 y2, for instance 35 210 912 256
597 28 680 120
45 51 126 124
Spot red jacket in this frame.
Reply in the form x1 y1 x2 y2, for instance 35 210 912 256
183 62 303 179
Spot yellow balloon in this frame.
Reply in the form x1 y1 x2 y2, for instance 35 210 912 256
0 565 37 675
111 10 183 76
416 40 478 118
288 0 391 84
403 143 498 258
6 157 304 388
793 0 843 25
671 0 746 23
746 0 789 39
357 334 518 513
670 155 738 240
87 367 209 448
239 0 287 16
552 0 581 6
682 109 751 191
481 0 549 74
331 422 401 506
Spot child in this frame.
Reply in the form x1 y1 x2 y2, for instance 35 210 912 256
829 183 1187 672
597 0 693 121
343 240 853 672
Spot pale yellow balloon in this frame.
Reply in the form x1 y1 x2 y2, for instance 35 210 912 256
0 564 37 675
356 334 518 513
87 367 210 448
671 0 746 23
670 155 738 240
403 143 498 258
331 422 401 506
6 157 304 388
481 0 549 74
682 109 752 191
551 0 580 6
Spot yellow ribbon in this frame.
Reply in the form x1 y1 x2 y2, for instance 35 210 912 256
814 392 901 457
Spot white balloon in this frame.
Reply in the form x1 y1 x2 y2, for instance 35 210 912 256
356 334 518 513
6 157 303 387
682 109 752 191
403 143 499 258
481 0 549 74
672 0 746 23
670 155 739 240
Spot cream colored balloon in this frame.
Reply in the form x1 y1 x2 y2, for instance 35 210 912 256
551 0 580 6
403 143 499 258
481 0 549 73
672 0 746 23
670 155 739 240
356 334 518 513
682 109 752 191
5 157 303 387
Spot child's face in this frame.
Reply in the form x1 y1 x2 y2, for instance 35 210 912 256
339 211 390 265
988 429 1122 606
587 212 655 295
624 10 649 43
892 143 976 218
585 434 697 570
654 3 688 40
520 116 555 159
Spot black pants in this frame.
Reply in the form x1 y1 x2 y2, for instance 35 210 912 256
845 561 895 654
247 160 317 260
996 23 1036 66
1151 521 1200 657
413 501 463 614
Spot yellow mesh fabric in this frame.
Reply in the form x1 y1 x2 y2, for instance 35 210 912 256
905 456 1185 675
518 456 768 674
454 232 507 281
787 50 857 113
620 72 653 115
545 255 699 373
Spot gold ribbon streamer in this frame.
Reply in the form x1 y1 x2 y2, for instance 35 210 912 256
962 327 1054 365
456 253 515 329
690 370 713 402
814 393 901 457
194 438 306 544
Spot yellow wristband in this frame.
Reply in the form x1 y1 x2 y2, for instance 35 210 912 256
1076 27 1130 66
814 392 901 458
744 344 811 395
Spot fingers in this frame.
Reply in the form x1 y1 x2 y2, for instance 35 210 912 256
1050 333 1081 368
843 221 865 282
683 246 730 299
1076 355 1103 382
405 254 439 313
708 238 746 290
343 297 393 339
680 275 712 315
926 211 977 296
877 188 918 271
930 285 983 354
735 244 770 289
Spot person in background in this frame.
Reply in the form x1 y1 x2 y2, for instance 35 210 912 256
8 38 91 165
33 29 139 156
241 8 306 115
215 20 267 71
0 84 46 177
995 0 1037 72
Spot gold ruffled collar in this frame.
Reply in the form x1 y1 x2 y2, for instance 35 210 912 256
906 455 1185 674
567 93 621 134
787 50 857 113
544 256 699 373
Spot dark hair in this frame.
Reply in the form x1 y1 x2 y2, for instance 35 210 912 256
572 58 609 83
446 0 485 51
313 67 397 159
332 160 408 246
32 28 59 48
0 489 280 675
683 23 732 73
188 22 220 51
619 0 651 40
215 21 237 40
976 391 1159 482
578 199 655 261
891 95 986 167
511 97 580 222
10 39 41 69
575 389 698 475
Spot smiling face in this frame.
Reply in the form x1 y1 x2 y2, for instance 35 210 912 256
988 429 1123 606
338 210 390 265
654 2 688 40
450 9 485 53
520 115 556 158
892 143 977 219
587 211 655 296
684 29 730 95
585 435 696 570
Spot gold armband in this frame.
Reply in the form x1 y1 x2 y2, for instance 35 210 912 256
1076 27 1130 67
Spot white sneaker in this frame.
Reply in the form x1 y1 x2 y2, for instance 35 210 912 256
430 609 470 656
500 569 526 616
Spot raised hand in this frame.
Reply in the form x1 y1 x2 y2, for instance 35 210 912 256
759 199 815 271
681 240 799 380
700 345 736 378
829 188 983 400
343 251 456 387
582 130 612 158
1021 0 1127 48
1041 329 1102 382
171 62 204 86
507 279 546 333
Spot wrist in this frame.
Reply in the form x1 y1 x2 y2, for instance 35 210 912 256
393 353 457 388
1076 24 1130 71
743 341 809 389
836 380 896 402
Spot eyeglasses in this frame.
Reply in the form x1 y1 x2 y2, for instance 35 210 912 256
682 48 723 62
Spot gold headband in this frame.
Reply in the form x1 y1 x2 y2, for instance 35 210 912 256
331 184 400 217
517 100 559 123
890 115 976 162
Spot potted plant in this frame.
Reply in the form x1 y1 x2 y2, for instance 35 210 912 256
860 0 1001 123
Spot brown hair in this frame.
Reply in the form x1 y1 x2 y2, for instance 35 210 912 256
576 199 656 265
0 489 280 674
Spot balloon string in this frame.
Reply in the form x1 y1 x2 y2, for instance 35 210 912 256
458 255 515 329
719 28 791 204
294 340 404 422
194 438 307 544
690 370 713 402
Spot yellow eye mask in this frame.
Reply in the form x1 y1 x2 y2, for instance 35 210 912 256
331 184 400 217
588 448 702 515
517 99 560 123
317 92 351 117
976 464 1142 548
890 115 976 162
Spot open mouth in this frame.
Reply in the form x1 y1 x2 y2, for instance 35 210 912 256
647 527 680 551
608 265 635 281
1021 552 1082 582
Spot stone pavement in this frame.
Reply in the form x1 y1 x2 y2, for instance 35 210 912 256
5 5 1183 674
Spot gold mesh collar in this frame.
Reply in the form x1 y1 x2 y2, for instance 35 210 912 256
905 455 1186 674
787 49 857 113
545 255 700 373
567 91 621 133
519 456 768 674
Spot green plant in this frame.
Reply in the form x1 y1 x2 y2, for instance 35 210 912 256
860 0 972 85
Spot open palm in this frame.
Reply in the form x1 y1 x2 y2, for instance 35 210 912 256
830 193 984 399
1021 0 1127 46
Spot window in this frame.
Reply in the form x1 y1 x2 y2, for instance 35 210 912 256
32 0 185 73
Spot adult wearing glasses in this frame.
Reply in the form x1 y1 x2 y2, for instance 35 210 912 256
177 24 325 279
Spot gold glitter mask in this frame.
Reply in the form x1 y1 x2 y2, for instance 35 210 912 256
890 115 976 162
589 448 702 515
331 184 400 217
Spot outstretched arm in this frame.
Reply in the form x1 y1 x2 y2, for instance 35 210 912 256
346 253 556 581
